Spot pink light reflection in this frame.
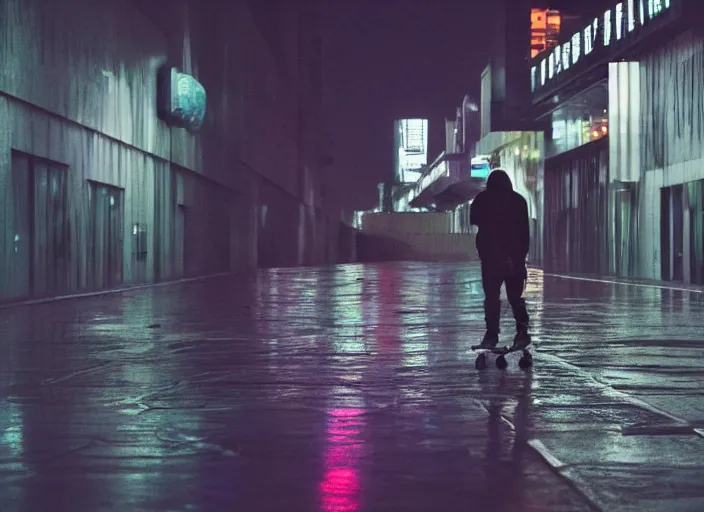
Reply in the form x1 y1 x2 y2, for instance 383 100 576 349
320 408 365 512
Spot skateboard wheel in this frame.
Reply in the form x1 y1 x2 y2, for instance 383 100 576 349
496 355 508 370
518 354 533 369
475 354 487 370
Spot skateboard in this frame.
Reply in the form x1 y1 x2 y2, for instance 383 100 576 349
470 344 533 370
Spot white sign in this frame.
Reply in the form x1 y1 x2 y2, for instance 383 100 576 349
531 0 671 91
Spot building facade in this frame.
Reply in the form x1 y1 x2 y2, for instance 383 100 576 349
532 0 704 283
393 119 429 185
0 0 338 302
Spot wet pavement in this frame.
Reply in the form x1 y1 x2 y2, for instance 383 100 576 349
0 261 703 511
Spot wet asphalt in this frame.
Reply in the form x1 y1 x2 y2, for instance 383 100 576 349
0 261 702 511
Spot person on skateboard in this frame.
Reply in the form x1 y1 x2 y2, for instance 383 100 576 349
469 169 531 350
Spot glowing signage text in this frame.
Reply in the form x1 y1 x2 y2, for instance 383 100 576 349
531 0 672 92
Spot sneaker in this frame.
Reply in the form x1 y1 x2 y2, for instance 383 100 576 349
478 331 499 349
511 329 532 350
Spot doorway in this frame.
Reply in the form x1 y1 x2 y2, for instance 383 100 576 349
88 181 124 289
7 152 70 300
661 184 685 282
689 180 704 284
614 183 637 277
175 204 186 277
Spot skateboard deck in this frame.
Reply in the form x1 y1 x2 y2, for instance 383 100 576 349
470 344 533 370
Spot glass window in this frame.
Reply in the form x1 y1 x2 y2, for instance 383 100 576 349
549 82 609 157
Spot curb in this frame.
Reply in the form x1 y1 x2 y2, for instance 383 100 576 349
543 272 704 294
0 271 239 311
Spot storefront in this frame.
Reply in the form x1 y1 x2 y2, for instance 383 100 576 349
531 0 704 282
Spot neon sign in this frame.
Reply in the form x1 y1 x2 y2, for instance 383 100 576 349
531 0 672 92
157 67 207 132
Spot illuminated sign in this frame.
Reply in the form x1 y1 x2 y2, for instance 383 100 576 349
470 155 491 180
531 0 672 92
470 163 491 179
157 67 207 132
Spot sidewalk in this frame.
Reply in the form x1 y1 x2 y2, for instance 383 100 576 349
0 261 702 511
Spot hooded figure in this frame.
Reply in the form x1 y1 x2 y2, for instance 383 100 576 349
469 169 531 349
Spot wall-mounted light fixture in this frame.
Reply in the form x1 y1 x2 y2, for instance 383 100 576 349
157 66 207 133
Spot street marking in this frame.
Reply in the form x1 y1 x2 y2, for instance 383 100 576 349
544 272 704 294
539 353 695 430
0 272 234 311
473 397 601 511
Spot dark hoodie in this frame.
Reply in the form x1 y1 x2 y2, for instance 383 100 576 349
469 169 530 263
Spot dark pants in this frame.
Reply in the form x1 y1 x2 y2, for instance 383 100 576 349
481 261 529 336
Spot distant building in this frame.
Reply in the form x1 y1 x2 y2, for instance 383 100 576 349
394 119 429 184
531 8 562 57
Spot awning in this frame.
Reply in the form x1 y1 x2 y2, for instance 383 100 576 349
427 178 487 211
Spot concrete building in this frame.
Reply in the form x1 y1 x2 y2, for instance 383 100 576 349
352 96 483 263
394 95 483 216
393 118 429 185
0 0 339 302
533 0 704 284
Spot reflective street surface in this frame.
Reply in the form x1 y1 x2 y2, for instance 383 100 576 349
1 262 703 511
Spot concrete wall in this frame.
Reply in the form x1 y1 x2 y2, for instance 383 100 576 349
362 212 457 235
614 31 704 282
359 212 478 262
0 0 339 301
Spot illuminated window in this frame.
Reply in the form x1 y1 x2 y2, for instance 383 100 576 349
531 9 547 57
548 84 608 157
615 3 624 40
546 11 562 48
649 0 664 17
531 8 561 57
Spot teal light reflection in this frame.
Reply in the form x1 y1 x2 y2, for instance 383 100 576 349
400 268 429 368
331 267 365 354
0 400 26 470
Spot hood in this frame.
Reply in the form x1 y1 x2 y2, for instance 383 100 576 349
486 169 513 193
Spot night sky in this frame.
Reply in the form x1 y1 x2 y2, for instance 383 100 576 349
322 1 493 211
321 0 615 211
